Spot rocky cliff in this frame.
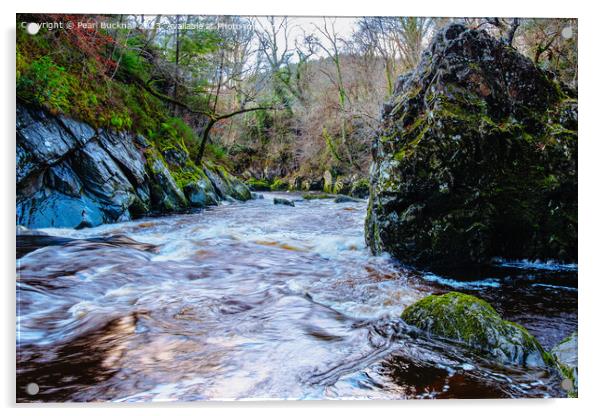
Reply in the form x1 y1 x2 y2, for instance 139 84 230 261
366 24 577 268
16 103 251 229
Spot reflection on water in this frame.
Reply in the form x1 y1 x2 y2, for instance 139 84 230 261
16 192 576 401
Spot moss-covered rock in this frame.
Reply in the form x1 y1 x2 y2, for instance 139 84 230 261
146 151 189 212
302 192 335 200
203 163 252 202
366 23 577 268
350 178 370 199
270 178 288 191
246 178 271 191
401 292 549 367
323 170 334 193
551 331 578 395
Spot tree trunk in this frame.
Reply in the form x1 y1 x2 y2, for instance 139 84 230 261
195 119 216 165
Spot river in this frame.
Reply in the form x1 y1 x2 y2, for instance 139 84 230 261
16 192 577 401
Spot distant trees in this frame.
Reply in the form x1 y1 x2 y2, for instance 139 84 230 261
19 14 577 178
354 17 435 94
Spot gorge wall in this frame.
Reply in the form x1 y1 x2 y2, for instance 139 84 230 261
16 103 251 229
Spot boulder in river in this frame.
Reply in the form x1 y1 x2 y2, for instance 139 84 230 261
551 331 578 395
273 197 295 207
366 23 577 269
401 291 550 367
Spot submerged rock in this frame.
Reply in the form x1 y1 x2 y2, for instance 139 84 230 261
334 195 363 203
273 197 295 207
401 292 549 367
366 23 577 268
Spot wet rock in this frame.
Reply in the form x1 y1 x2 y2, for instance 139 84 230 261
302 178 324 192
333 176 352 195
16 103 253 228
183 174 219 208
97 130 148 186
147 156 188 212
273 197 295 207
17 105 79 166
551 332 578 394
58 114 96 145
334 195 363 203
401 292 549 367
17 191 105 228
16 143 37 184
70 140 141 221
366 23 577 268
251 192 265 199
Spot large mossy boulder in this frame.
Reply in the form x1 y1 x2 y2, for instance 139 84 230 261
366 23 577 268
401 292 549 367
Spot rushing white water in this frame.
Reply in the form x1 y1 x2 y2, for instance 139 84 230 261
16 193 576 401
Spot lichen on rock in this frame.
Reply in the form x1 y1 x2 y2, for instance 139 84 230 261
551 331 578 396
366 23 577 268
401 291 549 367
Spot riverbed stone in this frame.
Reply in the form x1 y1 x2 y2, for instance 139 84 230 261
401 292 549 367
274 197 295 207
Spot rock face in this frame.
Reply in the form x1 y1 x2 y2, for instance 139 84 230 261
16 103 251 229
366 24 577 268
401 292 548 367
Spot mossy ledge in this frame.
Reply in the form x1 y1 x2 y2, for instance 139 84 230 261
401 292 552 368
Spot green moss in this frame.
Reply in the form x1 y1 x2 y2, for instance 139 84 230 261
402 292 548 366
270 178 288 191
246 178 271 191
171 161 204 190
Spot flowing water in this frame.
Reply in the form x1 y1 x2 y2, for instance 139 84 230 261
16 193 577 401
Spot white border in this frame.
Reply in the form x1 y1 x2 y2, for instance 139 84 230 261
2 1 599 415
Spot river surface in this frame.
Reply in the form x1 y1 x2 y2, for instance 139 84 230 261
16 192 577 401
